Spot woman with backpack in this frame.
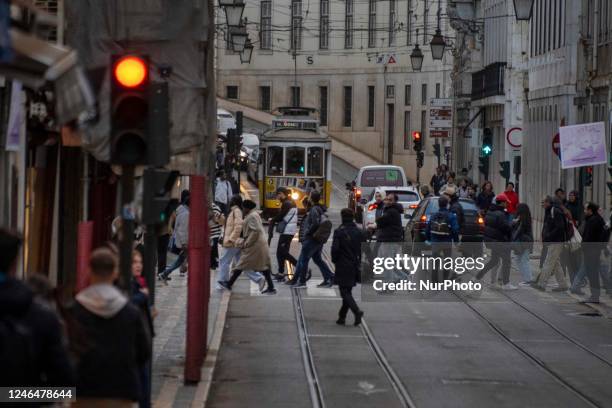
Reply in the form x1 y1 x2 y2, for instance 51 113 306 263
512 203 534 285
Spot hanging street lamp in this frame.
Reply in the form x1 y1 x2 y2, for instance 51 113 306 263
219 0 245 28
240 37 254 64
513 0 534 21
230 26 248 52
430 29 446 60
410 44 424 71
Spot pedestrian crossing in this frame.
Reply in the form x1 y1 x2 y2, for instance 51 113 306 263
248 279 338 297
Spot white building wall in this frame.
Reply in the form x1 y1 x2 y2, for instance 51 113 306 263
217 0 454 184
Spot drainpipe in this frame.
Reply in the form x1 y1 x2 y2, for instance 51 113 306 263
593 0 599 76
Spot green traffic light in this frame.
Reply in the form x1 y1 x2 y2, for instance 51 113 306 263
482 145 492 156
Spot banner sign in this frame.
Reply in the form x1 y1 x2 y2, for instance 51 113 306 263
559 122 607 169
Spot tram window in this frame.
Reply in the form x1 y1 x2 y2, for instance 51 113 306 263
286 147 305 175
307 147 323 177
267 146 283 175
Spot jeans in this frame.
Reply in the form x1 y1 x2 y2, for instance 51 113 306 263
431 242 452 283
515 250 533 282
571 248 603 301
157 234 170 273
277 234 298 275
210 237 220 269
476 244 511 284
338 286 360 319
217 247 262 286
295 239 334 283
161 250 187 278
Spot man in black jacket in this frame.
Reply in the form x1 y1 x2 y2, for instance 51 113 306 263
68 247 151 406
332 209 366 326
532 196 569 292
269 188 298 281
474 194 517 290
369 193 404 242
571 203 607 303
0 229 74 389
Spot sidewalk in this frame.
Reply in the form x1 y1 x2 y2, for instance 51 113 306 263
217 98 381 169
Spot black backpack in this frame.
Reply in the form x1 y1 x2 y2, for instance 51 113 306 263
0 314 36 384
430 212 452 237
312 212 333 243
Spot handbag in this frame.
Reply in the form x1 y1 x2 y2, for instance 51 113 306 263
276 208 296 234
568 224 582 252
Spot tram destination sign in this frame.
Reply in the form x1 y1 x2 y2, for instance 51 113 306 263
272 119 318 132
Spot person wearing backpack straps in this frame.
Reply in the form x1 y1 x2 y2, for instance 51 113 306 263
269 187 298 282
426 195 460 283
473 194 518 290
290 191 335 288
0 229 74 389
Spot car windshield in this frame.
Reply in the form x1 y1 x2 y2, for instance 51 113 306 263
242 134 259 146
425 198 477 214
360 169 404 187
218 112 233 118
387 191 419 202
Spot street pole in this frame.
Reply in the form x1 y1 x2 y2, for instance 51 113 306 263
143 224 157 304
119 165 135 291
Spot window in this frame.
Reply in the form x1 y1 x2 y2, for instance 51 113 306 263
389 0 396 46
407 0 413 45
320 0 329 49
345 0 354 49
343 86 352 127
226 86 238 100
286 146 305 175
386 85 395 99
291 0 303 50
260 1 272 49
267 146 283 175
360 169 404 187
319 86 328 126
368 86 375 127
368 0 377 48
308 147 324 176
435 83 441 98
290 86 301 107
404 111 411 149
423 3 428 44
260 86 271 111
421 83 427 105
405 84 411 106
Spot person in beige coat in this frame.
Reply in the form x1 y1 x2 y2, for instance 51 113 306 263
216 195 264 291
219 200 277 294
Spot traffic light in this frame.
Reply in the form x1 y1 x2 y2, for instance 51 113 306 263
433 143 441 159
499 161 510 181
482 128 493 157
111 54 150 165
236 110 243 136
227 128 241 156
412 131 422 151
478 156 489 176
584 166 593 187
416 151 424 168
142 168 179 225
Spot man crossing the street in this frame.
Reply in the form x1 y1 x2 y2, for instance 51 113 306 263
269 187 298 281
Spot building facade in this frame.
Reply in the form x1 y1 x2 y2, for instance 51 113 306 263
216 0 455 184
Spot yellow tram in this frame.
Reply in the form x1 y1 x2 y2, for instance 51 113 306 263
257 107 332 217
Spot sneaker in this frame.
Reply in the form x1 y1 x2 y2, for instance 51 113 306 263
501 283 518 291
261 288 277 295
336 318 346 326
569 288 585 295
291 282 307 289
273 273 285 282
551 287 569 292
218 281 232 291
258 279 266 292
316 280 331 288
354 311 364 326
284 279 297 286
518 281 532 287
530 282 545 292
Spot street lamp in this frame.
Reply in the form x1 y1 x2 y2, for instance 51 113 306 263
513 0 534 20
240 38 254 64
410 44 424 71
219 0 245 28
230 27 248 52
430 29 446 60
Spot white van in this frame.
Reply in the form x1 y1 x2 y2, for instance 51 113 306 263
346 165 408 222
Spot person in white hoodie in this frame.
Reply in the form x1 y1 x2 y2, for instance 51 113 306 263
68 247 150 407
159 190 190 283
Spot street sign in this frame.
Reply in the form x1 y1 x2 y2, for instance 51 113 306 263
376 53 397 65
559 122 607 169
552 133 560 158
429 98 453 138
506 127 522 149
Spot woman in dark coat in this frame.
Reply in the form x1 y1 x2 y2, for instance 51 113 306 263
331 208 366 326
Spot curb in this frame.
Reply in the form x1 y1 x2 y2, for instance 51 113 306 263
190 290 231 407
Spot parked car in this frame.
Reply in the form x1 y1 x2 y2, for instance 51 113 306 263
346 165 408 222
362 186 421 232
217 108 235 136
239 133 259 169
404 196 484 244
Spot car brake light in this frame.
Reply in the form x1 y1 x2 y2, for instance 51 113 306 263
355 188 362 197
478 217 485 224
409 204 418 209
420 215 427 222
368 203 378 211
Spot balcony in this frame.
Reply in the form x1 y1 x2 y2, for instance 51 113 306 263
471 62 506 101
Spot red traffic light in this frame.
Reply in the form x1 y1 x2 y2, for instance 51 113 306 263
114 56 147 88
412 131 422 141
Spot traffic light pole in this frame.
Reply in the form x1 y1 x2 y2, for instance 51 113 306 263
119 165 135 291
143 224 157 304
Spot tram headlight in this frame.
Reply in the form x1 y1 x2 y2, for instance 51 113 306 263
291 191 300 201
239 150 247 158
